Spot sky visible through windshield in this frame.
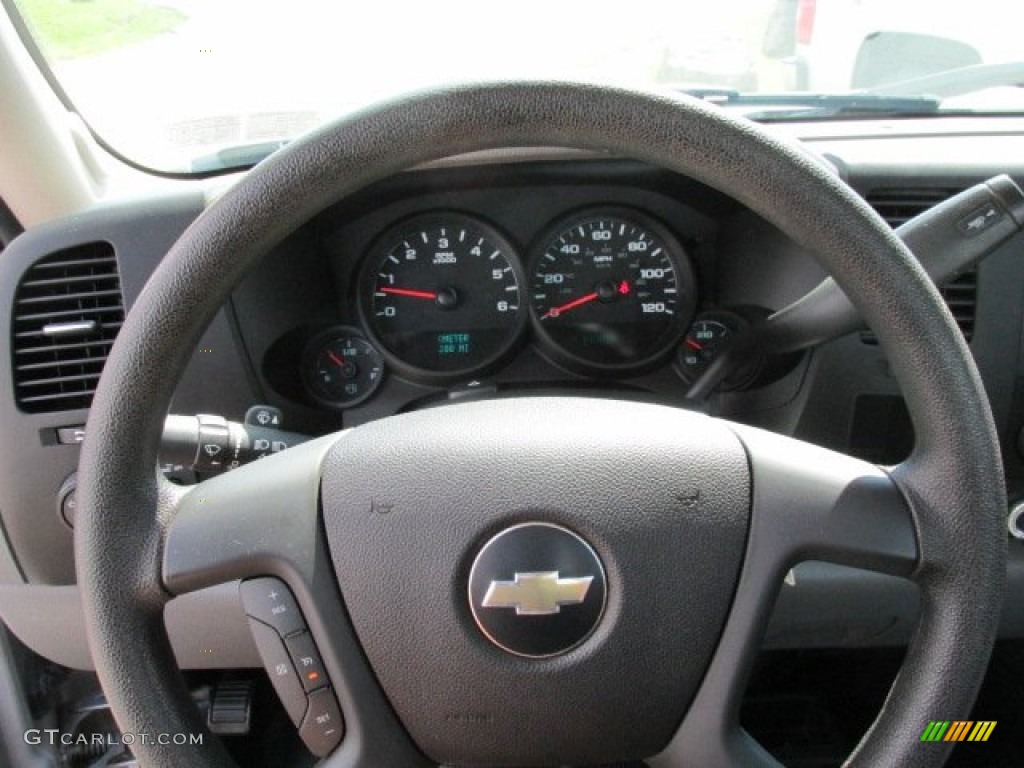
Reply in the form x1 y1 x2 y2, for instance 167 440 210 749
12 0 1023 173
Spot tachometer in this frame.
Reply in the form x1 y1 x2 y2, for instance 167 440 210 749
529 209 695 372
358 213 526 381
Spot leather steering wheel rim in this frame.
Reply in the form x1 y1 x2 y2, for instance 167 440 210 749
76 82 1006 768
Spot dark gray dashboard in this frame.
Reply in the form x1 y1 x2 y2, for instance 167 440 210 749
2 142 1024 669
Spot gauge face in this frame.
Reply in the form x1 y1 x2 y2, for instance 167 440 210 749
359 213 526 380
530 209 695 371
676 310 759 390
679 318 734 377
303 329 384 408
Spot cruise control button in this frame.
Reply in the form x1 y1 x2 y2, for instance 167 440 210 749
285 632 328 692
299 687 344 757
240 578 306 638
247 619 307 726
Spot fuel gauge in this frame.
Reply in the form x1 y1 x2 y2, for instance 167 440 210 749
303 328 385 408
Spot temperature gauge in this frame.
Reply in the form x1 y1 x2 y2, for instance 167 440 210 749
677 311 759 390
303 329 385 408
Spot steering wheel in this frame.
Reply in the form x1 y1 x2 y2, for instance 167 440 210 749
76 82 1006 768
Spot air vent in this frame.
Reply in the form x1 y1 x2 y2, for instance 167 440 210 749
865 188 959 228
863 188 977 342
11 242 124 413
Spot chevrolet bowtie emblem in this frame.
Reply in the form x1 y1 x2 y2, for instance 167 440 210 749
481 571 593 615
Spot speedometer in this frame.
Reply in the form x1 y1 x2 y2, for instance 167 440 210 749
358 212 527 381
529 208 695 372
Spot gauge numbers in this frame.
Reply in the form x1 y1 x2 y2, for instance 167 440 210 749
359 213 526 381
530 209 695 372
303 329 384 408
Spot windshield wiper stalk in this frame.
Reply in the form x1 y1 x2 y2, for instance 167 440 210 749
680 89 944 120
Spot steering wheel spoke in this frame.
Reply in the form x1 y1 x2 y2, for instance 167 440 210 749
733 424 919 578
159 435 430 768
653 425 918 767
162 434 340 595
652 723 782 768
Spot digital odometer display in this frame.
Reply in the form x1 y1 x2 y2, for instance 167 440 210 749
530 209 695 371
359 213 526 380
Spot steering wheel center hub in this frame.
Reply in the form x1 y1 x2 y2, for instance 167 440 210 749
319 397 751 765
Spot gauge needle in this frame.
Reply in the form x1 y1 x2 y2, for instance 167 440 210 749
684 338 704 351
542 291 599 319
380 286 438 300
326 350 346 367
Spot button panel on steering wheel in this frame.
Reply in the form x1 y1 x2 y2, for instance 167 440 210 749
240 577 344 756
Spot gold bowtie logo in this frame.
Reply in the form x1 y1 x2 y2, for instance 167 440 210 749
481 571 593 615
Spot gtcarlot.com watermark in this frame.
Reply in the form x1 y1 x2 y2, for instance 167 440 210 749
24 729 204 747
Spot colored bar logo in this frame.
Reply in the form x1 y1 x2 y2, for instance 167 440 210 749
921 721 996 742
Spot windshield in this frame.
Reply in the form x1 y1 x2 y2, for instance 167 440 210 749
9 0 1024 174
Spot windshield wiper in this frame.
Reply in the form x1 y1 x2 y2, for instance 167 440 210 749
681 89 944 121
868 61 1024 99
682 61 1024 121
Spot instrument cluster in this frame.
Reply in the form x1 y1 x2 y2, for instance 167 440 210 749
302 206 710 407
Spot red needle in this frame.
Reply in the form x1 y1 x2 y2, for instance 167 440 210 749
542 291 600 319
326 350 345 367
380 286 438 300
684 338 703 351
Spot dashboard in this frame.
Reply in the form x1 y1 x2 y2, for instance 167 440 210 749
3 122 1024 670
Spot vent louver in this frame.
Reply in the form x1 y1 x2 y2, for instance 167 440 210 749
11 242 124 413
864 188 977 342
